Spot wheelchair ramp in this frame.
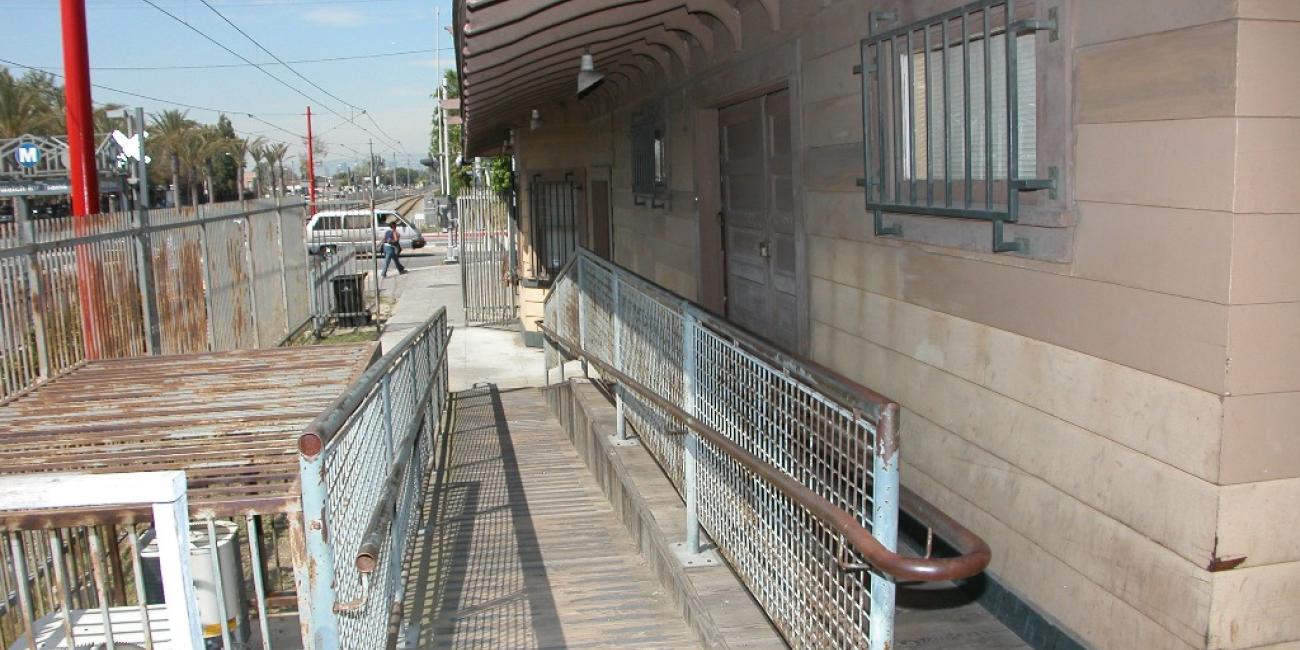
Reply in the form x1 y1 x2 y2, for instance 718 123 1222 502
400 384 699 649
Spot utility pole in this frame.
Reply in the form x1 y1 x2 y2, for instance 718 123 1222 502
439 80 450 197
128 106 159 354
391 152 397 191
368 140 381 331
306 106 317 215
60 0 103 359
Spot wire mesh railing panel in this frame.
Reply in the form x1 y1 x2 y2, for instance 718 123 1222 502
542 249 901 650
692 325 878 647
298 309 451 649
458 188 516 326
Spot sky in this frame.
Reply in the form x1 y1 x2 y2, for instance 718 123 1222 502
0 0 455 173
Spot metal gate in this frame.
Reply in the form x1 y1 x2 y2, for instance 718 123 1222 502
458 187 516 326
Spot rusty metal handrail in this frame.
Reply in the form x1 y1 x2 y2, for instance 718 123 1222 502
353 332 454 575
297 307 449 457
542 323 990 583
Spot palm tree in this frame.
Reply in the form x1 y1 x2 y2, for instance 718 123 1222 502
227 136 263 202
173 129 211 207
0 69 61 138
266 142 290 197
250 142 268 198
149 110 197 207
196 126 230 204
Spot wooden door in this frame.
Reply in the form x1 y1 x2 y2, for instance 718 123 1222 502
719 88 798 351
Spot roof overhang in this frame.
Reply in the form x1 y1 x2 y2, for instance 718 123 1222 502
454 0 779 155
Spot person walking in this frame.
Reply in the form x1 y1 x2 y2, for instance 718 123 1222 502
381 215 409 276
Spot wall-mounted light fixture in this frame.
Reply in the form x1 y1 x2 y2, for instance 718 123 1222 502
577 49 604 95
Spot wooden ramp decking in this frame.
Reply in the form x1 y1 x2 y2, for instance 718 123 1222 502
400 384 700 649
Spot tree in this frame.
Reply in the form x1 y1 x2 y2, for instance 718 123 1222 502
265 142 290 197
149 109 197 208
173 128 209 207
0 70 60 138
249 143 268 198
228 136 262 201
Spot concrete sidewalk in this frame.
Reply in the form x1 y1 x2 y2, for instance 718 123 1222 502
378 248 542 391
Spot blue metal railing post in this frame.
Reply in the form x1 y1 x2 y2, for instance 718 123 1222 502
868 403 900 650
682 310 701 554
297 452 340 649
612 272 628 440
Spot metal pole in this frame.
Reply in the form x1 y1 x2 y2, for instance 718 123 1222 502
440 83 451 195
369 141 381 332
60 0 103 359
612 271 628 439
245 516 273 650
130 107 161 355
868 403 900 650
306 106 318 216
59 0 99 215
682 311 701 554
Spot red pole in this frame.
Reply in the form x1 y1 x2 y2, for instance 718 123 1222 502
306 106 317 215
60 0 103 359
61 0 99 215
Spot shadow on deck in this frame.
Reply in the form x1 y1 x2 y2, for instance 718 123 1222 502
399 384 699 649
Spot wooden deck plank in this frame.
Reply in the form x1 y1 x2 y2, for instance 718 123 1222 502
401 385 701 649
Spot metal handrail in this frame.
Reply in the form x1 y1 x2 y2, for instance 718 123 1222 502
542 248 991 583
353 329 454 574
542 324 989 582
297 307 449 457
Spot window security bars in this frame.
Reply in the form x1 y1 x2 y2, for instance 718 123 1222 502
859 0 1057 252
631 107 668 207
295 308 451 650
528 174 580 279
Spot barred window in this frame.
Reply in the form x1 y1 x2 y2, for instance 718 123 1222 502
860 1 1057 253
631 106 667 204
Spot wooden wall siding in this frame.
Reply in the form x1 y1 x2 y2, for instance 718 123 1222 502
1075 21 1238 123
490 0 1300 646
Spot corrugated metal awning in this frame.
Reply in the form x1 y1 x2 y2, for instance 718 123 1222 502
455 0 779 153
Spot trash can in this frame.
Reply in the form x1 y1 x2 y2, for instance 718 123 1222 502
331 273 371 326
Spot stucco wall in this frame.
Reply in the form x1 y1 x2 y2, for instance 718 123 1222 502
501 0 1299 646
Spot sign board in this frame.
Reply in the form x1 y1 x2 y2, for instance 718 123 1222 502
15 143 39 168
1 134 128 180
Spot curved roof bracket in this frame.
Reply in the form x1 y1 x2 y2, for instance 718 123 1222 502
686 0 742 51
645 29 691 70
664 13 714 61
754 0 780 32
632 44 673 81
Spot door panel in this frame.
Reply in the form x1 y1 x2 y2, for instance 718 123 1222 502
719 88 799 352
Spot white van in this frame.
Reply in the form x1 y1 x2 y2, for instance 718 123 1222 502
306 209 425 255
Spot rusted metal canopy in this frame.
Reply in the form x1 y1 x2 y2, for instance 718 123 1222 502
0 344 377 528
456 0 779 153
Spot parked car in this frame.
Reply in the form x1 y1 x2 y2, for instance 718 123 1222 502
306 209 426 255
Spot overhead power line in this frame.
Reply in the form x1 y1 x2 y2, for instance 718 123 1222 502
138 0 402 153
20 49 435 72
0 57 302 117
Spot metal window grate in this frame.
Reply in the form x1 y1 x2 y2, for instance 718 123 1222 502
529 174 579 278
631 107 667 205
859 0 1056 252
